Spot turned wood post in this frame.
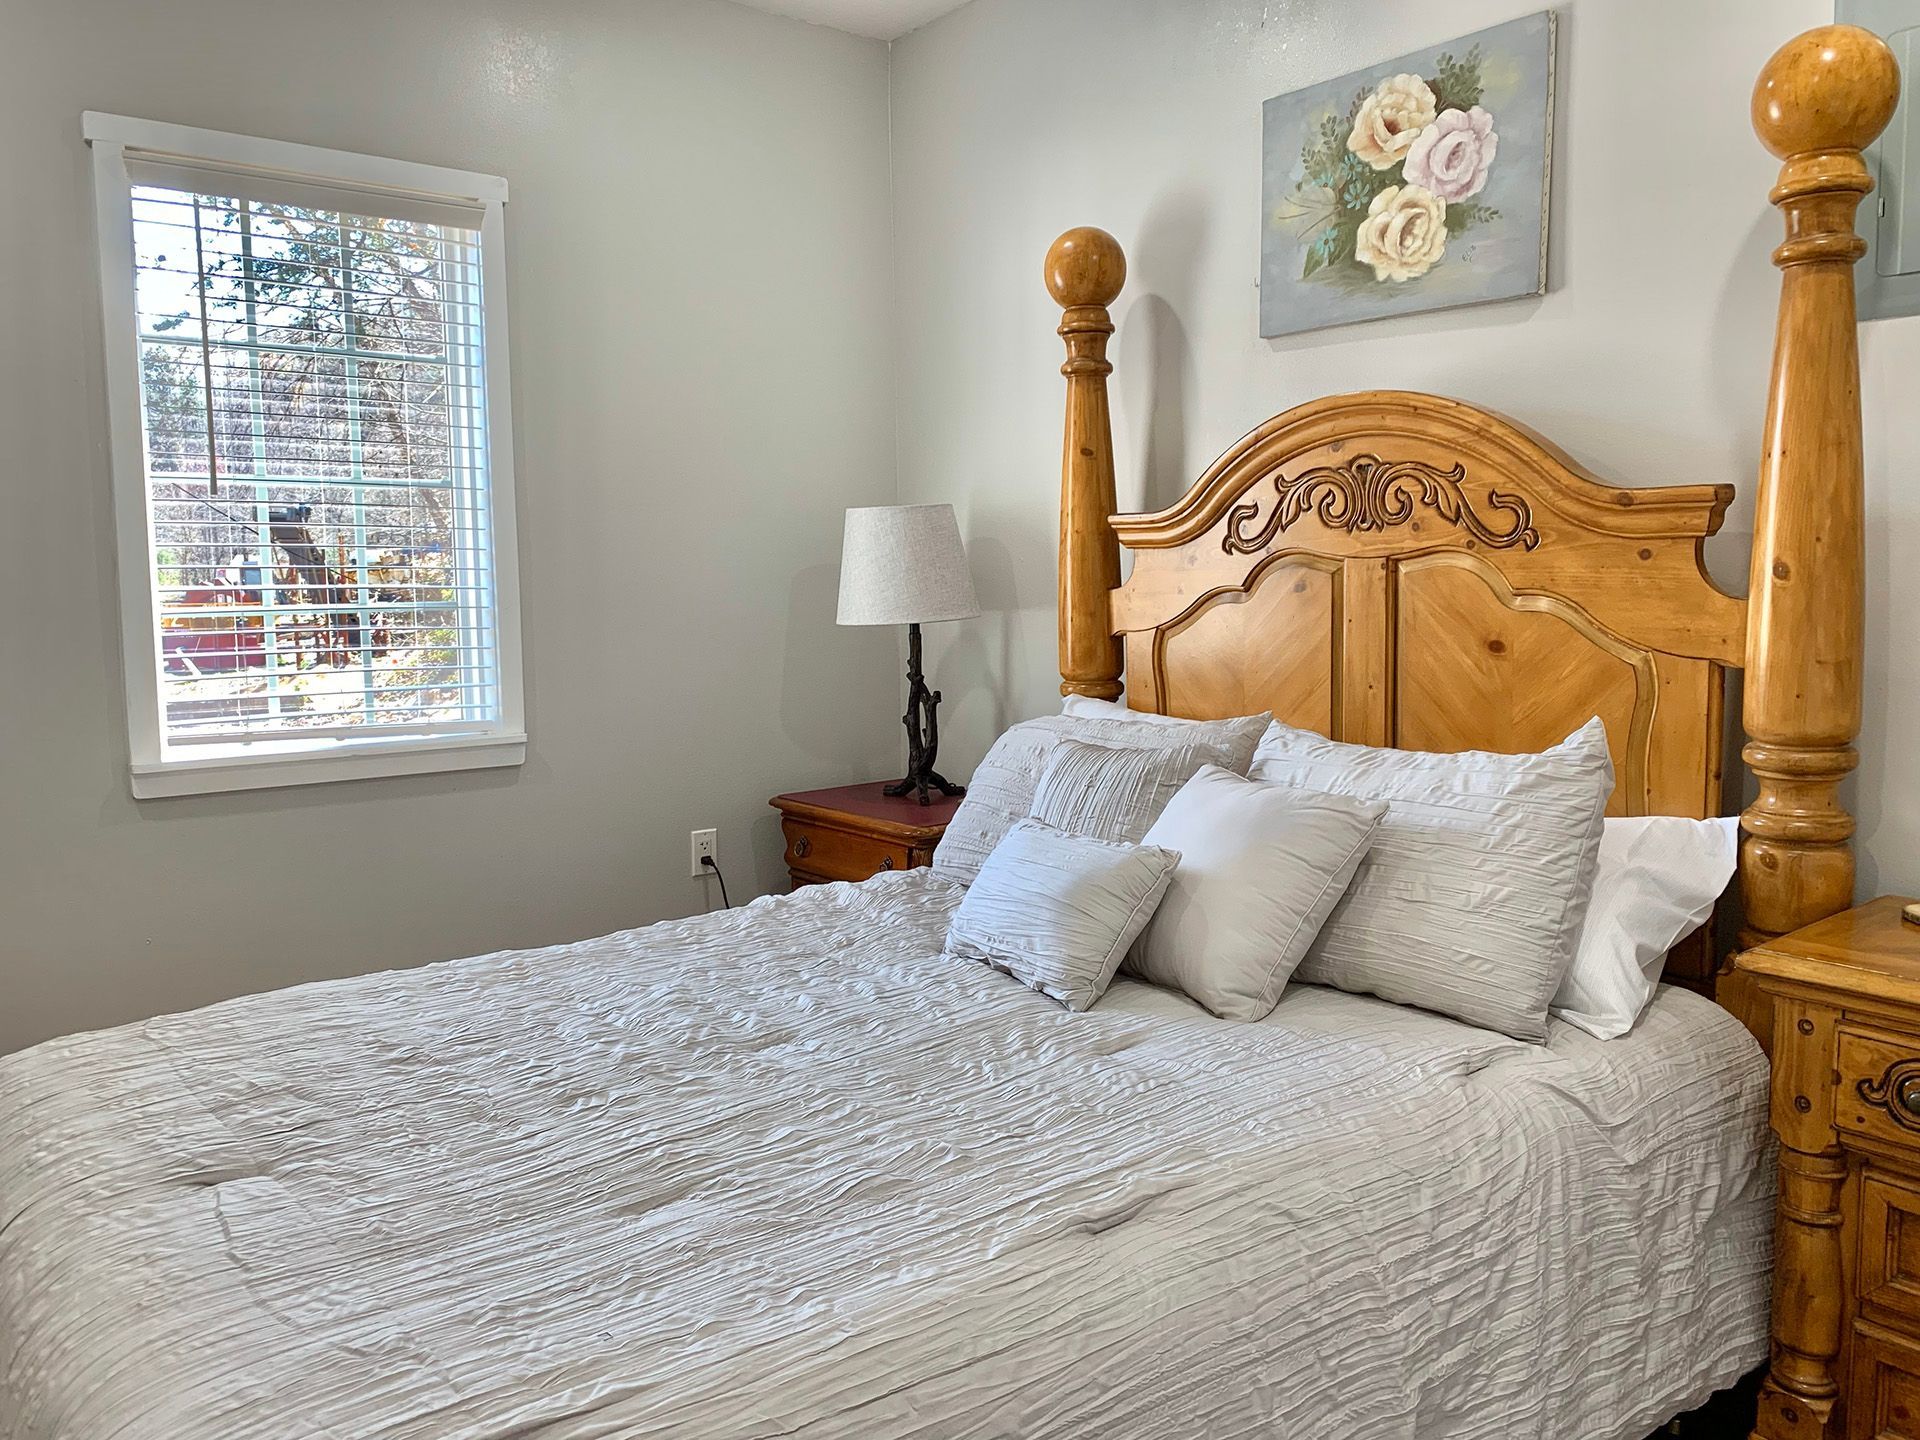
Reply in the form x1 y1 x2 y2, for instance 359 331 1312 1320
1741 26 1900 947
1047 227 1127 701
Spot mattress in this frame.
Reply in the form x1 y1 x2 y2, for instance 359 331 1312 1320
0 869 1772 1440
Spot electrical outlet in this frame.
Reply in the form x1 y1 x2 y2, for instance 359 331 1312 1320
689 828 718 878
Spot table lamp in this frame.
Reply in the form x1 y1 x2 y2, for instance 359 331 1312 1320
836 504 981 804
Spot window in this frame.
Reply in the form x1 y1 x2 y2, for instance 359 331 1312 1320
85 114 524 797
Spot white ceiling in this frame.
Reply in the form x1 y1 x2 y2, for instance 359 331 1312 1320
730 0 972 41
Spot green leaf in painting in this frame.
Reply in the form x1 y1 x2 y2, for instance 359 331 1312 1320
1443 200 1501 236
1428 44 1484 112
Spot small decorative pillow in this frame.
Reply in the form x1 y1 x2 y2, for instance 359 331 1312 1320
932 710 1266 884
1252 717 1614 1041
1131 767 1386 1021
944 819 1180 1012
1551 815 1740 1039
1029 738 1226 845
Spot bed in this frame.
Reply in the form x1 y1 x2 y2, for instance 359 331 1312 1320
2 874 1770 1438
0 22 1894 1440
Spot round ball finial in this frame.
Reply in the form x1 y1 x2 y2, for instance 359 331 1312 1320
1045 227 1126 308
1752 23 1900 160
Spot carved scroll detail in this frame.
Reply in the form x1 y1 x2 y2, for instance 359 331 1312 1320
1858 1059 1920 1133
1222 454 1541 556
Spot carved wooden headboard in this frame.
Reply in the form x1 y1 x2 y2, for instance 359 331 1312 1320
1106 392 1745 831
1045 25 1897 989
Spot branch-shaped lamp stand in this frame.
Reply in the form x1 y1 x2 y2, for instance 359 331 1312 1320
884 623 964 805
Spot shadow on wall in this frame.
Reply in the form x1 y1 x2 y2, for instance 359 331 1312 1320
1706 207 1785 501
927 530 1025 772
1119 186 1209 515
759 561 901 893
1856 481 1887 898
781 560 897 766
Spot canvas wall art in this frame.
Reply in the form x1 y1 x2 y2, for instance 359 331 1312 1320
1260 11 1556 338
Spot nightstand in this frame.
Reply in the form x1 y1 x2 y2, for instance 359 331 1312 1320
1736 896 1920 1440
769 783 962 889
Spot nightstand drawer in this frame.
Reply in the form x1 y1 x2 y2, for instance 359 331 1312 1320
1838 1025 1920 1152
1863 1174 1920 1325
771 783 958 891
1851 1321 1920 1440
781 819 913 885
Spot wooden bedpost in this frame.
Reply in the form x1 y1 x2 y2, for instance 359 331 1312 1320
1741 27 1899 1440
1047 227 1126 700
1740 25 1899 949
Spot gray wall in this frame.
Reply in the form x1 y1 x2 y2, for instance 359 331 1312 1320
890 0 1920 903
0 0 901 1053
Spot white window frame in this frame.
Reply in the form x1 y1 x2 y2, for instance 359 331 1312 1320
84 114 526 799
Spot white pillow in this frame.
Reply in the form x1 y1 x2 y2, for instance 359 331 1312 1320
944 819 1180 1012
1131 766 1386 1021
933 711 1266 885
1061 695 1270 729
1551 815 1739 1039
1028 738 1224 845
1253 717 1614 1042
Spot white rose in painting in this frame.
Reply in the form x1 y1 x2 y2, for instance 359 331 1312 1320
1346 73 1438 171
1403 106 1498 202
1354 184 1448 282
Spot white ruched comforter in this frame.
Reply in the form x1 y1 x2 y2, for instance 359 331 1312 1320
0 870 1771 1440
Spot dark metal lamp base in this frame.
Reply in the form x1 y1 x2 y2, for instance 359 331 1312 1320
884 770 966 805
890 622 966 806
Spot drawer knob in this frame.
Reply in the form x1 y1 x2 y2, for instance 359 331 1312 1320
1901 1077 1920 1117
1858 1058 1920 1130
792 835 812 859
879 855 895 871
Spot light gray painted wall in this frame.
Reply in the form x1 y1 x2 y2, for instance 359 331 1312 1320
889 0 1920 906
0 0 901 1053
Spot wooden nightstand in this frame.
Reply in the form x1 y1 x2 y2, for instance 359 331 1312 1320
769 783 962 889
1736 897 1920 1440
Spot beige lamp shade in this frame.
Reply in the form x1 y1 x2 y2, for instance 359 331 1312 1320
836 504 981 626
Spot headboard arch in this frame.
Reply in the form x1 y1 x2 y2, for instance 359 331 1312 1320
1106 391 1745 830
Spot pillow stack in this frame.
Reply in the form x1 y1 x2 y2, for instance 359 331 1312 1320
940 700 1734 1040
931 708 1267 884
934 707 1265 1010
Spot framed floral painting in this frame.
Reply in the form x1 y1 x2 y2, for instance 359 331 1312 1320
1260 11 1556 338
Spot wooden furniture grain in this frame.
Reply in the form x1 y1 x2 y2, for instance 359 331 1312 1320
1738 900 1920 1440
770 783 959 889
1043 23 1897 1434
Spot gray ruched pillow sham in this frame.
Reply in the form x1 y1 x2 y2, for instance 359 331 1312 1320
1251 717 1615 1041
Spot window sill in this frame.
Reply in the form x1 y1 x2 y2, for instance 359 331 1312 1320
129 731 527 799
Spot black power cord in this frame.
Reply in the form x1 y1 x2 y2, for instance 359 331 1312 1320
700 853 732 909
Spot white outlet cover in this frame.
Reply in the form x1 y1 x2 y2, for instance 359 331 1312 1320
690 829 718 878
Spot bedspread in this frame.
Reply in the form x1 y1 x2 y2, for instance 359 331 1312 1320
0 870 1771 1439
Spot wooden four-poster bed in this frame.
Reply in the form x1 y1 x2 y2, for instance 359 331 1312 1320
1041 23 1898 1440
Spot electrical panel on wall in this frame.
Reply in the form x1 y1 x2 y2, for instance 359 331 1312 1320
1840 0 1919 321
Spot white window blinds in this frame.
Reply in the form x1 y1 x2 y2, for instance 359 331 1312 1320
88 116 520 796
122 153 506 750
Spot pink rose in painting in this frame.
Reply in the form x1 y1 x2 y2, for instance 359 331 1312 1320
1403 106 1498 202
